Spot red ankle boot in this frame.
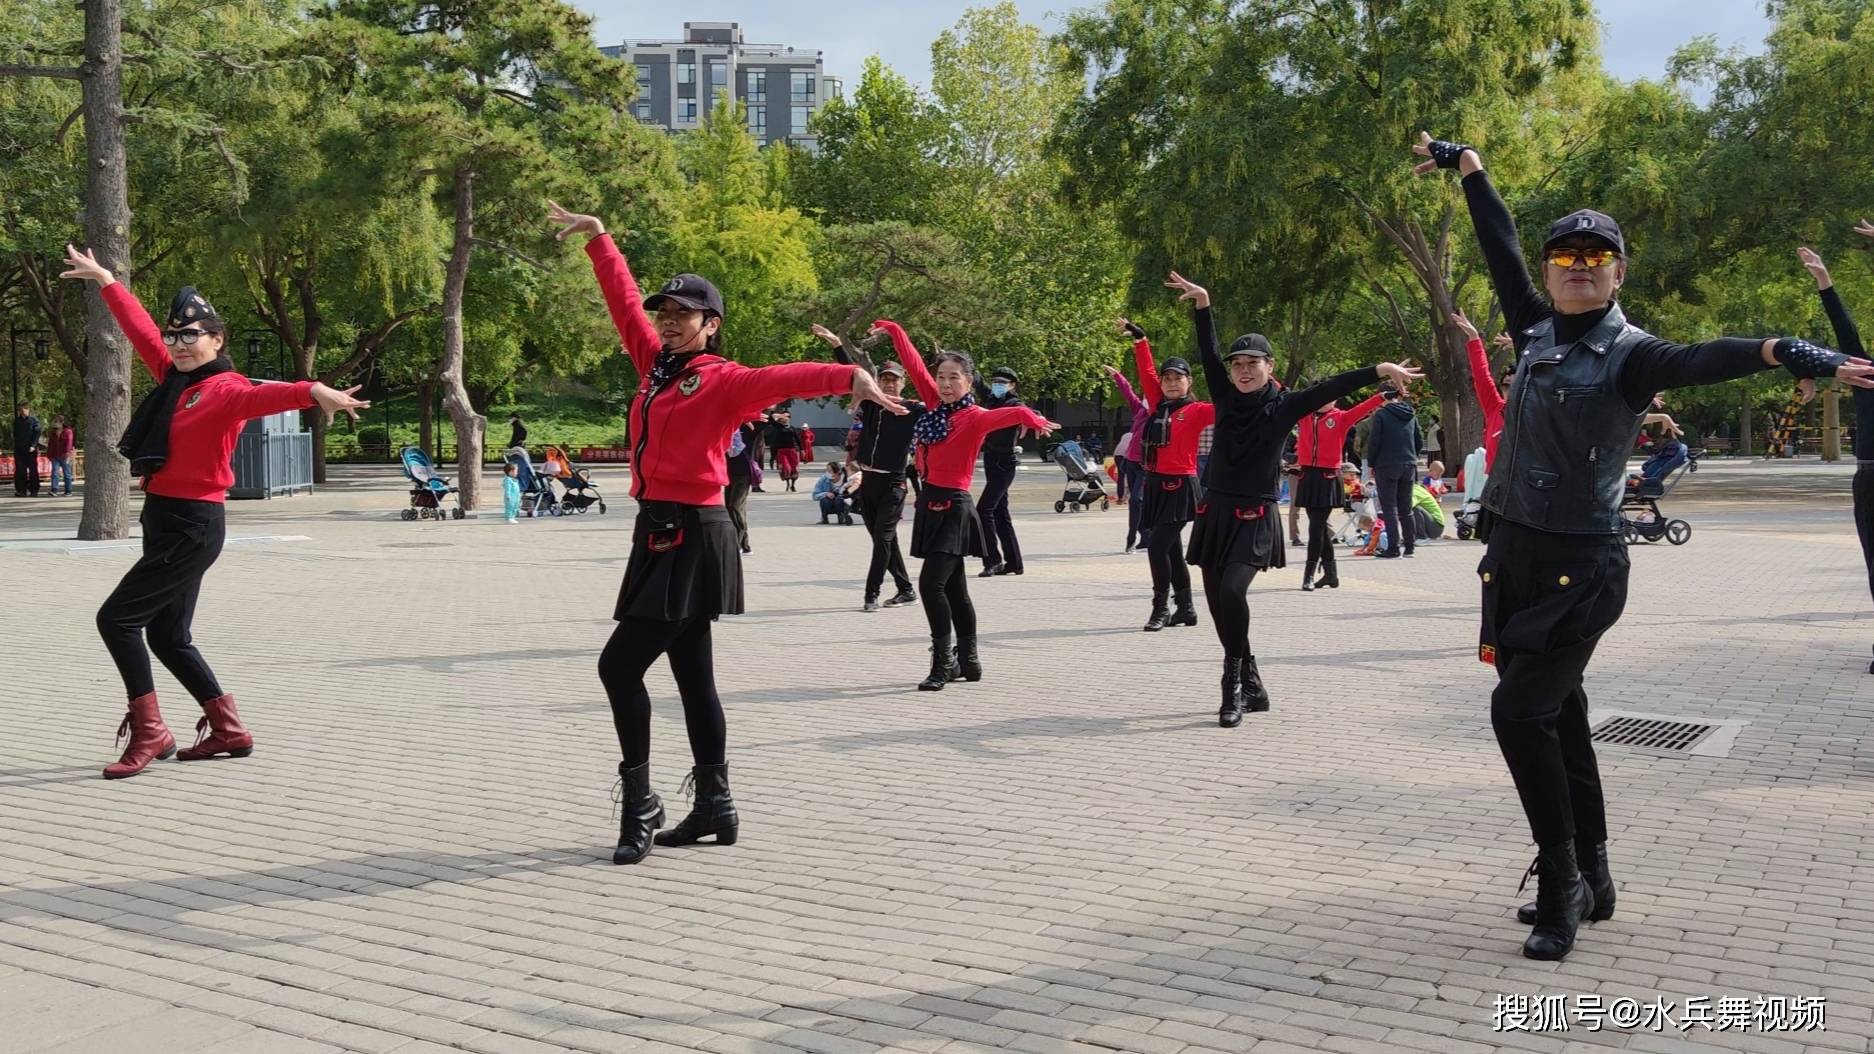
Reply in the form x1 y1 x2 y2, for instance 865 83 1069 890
103 693 176 779
176 694 254 761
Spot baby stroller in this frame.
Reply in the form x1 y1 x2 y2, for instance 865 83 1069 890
544 444 607 514
1621 442 1698 545
504 447 560 517
399 446 463 521
1051 440 1111 513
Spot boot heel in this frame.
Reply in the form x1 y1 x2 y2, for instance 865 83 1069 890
230 747 253 758
653 806 665 828
157 743 177 761
715 826 739 846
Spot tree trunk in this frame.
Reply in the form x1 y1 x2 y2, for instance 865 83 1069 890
76 0 131 541
440 163 485 509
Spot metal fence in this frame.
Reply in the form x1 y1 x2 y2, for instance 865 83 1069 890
228 430 314 499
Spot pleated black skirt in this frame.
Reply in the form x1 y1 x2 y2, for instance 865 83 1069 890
615 502 744 622
909 486 984 559
1187 493 1286 570
1141 471 1200 528
1294 466 1344 510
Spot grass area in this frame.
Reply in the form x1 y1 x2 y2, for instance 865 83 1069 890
325 385 630 462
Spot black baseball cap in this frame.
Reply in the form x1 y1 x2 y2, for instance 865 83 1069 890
1160 357 1192 377
1226 333 1274 360
990 366 1018 384
643 273 725 319
1543 210 1625 256
878 361 907 378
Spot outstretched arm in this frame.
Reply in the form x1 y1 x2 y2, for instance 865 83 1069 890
872 320 939 406
1338 392 1389 430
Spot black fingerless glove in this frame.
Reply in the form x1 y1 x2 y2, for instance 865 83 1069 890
1777 337 1849 379
1122 321 1145 340
1428 139 1472 170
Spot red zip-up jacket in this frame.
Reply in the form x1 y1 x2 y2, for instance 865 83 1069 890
1465 335 1506 469
586 234 854 506
1294 393 1385 468
875 321 1049 492
1133 336 1215 477
103 283 315 503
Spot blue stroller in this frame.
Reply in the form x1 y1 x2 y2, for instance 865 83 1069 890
399 447 463 521
504 447 560 517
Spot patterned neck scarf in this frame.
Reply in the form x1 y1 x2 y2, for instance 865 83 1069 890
913 393 975 445
648 350 701 391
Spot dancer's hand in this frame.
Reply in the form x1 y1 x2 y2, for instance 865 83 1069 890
852 367 908 414
1115 316 1145 339
1836 359 1874 390
1492 332 1516 355
310 383 371 425
546 200 604 241
1412 131 1480 177
1797 247 1832 290
60 244 114 286
1448 311 1480 343
1033 418 1062 437
810 323 842 347
1164 271 1209 309
1377 361 1424 386
1855 218 1874 241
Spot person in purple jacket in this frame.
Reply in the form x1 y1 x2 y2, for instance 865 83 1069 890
1105 319 1156 553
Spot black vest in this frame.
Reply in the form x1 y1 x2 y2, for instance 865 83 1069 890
1482 304 1646 535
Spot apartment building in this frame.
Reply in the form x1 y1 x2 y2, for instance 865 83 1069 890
600 22 843 148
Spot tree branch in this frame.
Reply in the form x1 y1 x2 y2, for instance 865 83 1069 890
468 237 549 270
0 63 81 80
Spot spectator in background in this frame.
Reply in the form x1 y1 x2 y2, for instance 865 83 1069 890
1367 381 1421 559
507 412 527 450
13 403 42 497
1196 422 1215 483
47 415 75 495
800 423 816 463
812 461 854 525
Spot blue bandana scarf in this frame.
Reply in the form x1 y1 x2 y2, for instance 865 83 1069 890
913 393 976 445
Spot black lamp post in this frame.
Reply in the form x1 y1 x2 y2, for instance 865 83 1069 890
241 328 287 380
8 327 51 415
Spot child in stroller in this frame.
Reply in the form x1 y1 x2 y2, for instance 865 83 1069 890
1621 440 1698 545
399 446 464 520
503 446 559 517
543 444 607 514
1051 439 1111 512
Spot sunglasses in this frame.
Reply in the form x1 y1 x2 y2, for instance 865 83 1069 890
1544 247 1619 269
161 329 212 347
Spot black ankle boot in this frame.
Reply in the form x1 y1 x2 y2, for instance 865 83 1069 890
655 763 739 848
612 761 664 865
955 636 982 682
1521 841 1594 960
1518 840 1615 924
1143 593 1170 632
1317 556 1340 589
1240 655 1271 713
919 636 959 690
1218 658 1243 728
1168 593 1199 627
1301 562 1315 592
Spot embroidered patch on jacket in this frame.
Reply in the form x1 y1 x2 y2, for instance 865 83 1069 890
1478 644 1497 665
184 391 203 410
679 374 702 396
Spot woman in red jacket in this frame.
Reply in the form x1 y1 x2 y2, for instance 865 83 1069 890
551 203 904 864
870 321 1056 691
1452 311 1511 473
1125 318 1215 631
62 246 369 780
1293 386 1386 591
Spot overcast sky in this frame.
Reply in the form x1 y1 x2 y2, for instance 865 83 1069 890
576 1 1775 90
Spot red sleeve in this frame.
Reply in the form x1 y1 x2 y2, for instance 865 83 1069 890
1133 338 1160 410
1338 392 1387 430
877 321 938 405
1187 401 1217 429
101 282 171 381
976 405 1050 433
722 362 855 418
583 234 662 378
220 380 317 421
1466 337 1505 419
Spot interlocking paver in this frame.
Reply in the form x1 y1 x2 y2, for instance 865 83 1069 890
1 459 1869 1052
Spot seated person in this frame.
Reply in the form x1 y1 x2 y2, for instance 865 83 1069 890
1629 439 1690 493
812 461 855 525
1410 481 1447 540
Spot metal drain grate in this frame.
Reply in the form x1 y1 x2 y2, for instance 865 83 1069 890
1591 716 1715 752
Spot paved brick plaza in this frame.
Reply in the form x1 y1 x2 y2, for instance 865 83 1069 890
1 459 1870 1054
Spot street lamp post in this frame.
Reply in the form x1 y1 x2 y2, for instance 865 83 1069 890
8 327 52 414
241 328 287 381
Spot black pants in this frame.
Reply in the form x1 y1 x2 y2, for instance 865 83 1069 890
1147 522 1191 603
96 496 226 701
15 449 39 496
977 453 1022 570
860 472 912 600
1856 467 1874 606
597 615 727 769
1201 562 1259 660
1303 505 1336 574
724 474 751 551
1374 464 1416 554
1123 459 1150 550
919 554 977 640
1479 518 1628 848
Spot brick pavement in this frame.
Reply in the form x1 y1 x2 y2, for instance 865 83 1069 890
0 458 1869 1053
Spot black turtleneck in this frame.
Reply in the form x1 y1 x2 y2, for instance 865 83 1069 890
1461 171 1774 412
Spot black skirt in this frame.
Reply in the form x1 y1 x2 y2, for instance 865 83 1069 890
1294 467 1344 510
910 486 984 559
1141 472 1200 528
615 502 744 622
1187 493 1286 570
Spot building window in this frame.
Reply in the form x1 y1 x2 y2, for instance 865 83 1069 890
791 105 809 135
677 62 695 85
791 71 814 103
708 59 727 91
635 65 652 89
748 106 765 134
635 103 651 121
678 98 698 122
746 70 765 102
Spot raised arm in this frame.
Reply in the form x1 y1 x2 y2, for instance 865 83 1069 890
99 282 173 382
1451 310 1506 418
1338 392 1389 430
582 234 663 378
873 320 939 405
1133 334 1162 411
1193 307 1228 398
1106 364 1145 417
1411 136 1548 341
1799 247 1866 359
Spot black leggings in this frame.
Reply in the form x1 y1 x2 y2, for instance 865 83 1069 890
1201 562 1259 660
597 615 727 769
1856 467 1874 606
1304 505 1335 568
97 496 226 701
1147 522 1191 600
918 554 978 639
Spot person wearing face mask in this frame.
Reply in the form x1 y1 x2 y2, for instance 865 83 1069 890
1166 272 1419 728
870 321 1058 691
1412 135 1874 963
973 366 1026 577
1123 316 1212 632
60 245 371 781
550 202 907 865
